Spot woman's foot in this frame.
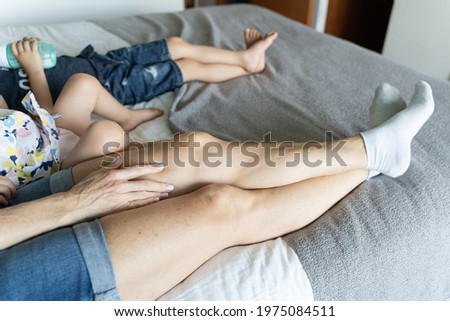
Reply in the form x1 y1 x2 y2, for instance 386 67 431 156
242 28 278 73
361 81 434 177
369 83 407 129
120 108 164 132
366 83 407 179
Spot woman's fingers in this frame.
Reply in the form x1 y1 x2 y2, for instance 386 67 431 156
69 163 174 217
110 164 166 181
115 180 174 194
126 197 162 210
0 187 12 201
0 177 16 200
0 195 8 206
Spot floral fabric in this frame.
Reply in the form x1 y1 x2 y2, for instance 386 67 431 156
0 91 60 187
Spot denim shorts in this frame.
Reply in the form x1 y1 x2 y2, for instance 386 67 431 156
0 169 120 300
79 39 184 105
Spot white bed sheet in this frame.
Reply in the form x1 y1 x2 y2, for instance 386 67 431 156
159 238 313 301
1 21 314 301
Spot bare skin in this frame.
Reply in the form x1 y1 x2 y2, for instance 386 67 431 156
67 131 369 299
244 27 264 47
170 28 278 83
110 132 366 196
52 74 162 136
102 170 368 300
97 132 368 299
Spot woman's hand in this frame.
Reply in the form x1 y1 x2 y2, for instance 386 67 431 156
0 160 173 249
10 37 43 74
68 162 173 220
0 176 16 206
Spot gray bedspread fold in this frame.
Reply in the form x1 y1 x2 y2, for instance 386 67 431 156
94 4 450 300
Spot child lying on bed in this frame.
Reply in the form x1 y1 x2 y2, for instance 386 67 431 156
0 29 278 113
0 38 158 188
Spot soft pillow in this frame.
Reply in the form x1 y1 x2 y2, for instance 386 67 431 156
0 21 130 56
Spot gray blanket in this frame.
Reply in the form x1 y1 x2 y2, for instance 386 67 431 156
94 4 450 300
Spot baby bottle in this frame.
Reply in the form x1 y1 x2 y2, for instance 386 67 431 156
0 42 57 69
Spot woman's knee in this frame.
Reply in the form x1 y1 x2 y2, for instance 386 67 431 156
195 184 250 220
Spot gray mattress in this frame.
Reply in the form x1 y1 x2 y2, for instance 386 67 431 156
94 4 450 300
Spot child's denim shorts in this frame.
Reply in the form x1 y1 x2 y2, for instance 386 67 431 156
79 39 184 105
0 170 120 300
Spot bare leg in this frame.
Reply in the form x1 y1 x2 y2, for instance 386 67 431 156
72 80 433 191
61 120 129 169
110 132 367 195
53 74 162 136
101 169 367 300
176 58 249 83
72 131 366 193
168 31 277 74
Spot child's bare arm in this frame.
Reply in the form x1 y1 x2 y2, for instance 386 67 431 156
11 37 54 113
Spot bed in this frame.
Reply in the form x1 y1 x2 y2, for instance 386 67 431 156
1 4 449 301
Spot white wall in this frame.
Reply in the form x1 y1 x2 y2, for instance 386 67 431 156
383 0 450 80
0 0 184 27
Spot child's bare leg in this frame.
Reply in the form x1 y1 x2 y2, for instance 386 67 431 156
168 30 277 74
175 29 277 82
61 120 129 169
176 59 249 83
54 74 163 136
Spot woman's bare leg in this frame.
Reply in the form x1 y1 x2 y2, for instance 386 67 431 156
115 132 367 195
101 169 367 300
71 81 433 194
54 74 162 136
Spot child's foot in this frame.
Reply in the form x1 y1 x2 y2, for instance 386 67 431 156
361 81 434 178
366 83 407 179
243 31 278 73
244 28 263 48
121 108 164 132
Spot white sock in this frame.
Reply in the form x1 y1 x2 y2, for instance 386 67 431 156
361 81 434 178
367 83 407 179
369 83 407 128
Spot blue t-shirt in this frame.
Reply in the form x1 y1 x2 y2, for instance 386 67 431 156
0 52 96 113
